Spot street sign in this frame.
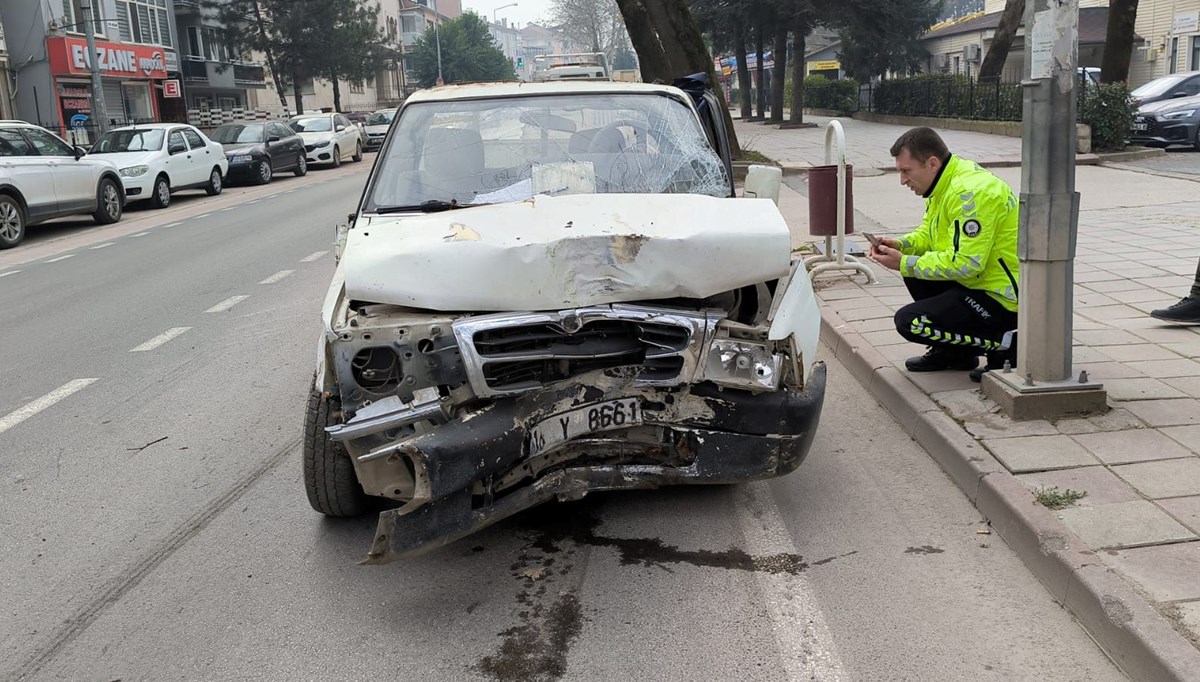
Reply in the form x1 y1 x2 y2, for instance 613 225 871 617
163 79 181 98
436 76 444 86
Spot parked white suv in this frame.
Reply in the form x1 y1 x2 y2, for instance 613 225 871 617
289 113 363 167
0 121 124 249
88 123 227 209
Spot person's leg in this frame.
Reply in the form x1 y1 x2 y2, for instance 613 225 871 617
903 277 959 302
895 284 1014 372
1149 254 1200 324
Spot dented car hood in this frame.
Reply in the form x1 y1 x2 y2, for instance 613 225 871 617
342 193 792 311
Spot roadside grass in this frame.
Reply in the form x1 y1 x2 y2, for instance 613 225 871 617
737 149 774 164
1033 485 1088 510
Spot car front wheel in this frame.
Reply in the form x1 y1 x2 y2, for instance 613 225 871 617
331 146 342 168
303 383 370 517
0 194 26 248
93 178 123 223
206 167 223 195
150 175 171 209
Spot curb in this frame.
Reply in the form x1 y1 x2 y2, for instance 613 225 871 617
818 304 1200 680
1096 146 1167 164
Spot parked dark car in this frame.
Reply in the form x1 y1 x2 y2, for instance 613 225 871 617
1130 71 1200 108
210 122 308 184
1131 93 1200 150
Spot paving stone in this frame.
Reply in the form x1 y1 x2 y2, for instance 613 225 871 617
815 287 869 301
879 343 925 362
860 329 908 347
1073 362 1147 379
1162 425 1200 454
1104 542 1200 602
1113 458 1200 498
839 305 896 322
1159 496 1200 535
1132 326 1200 344
1161 342 1200 359
1098 344 1182 363
1102 377 1188 401
1130 299 1182 315
1074 291 1121 308
1162 376 1200 399
850 316 896 333
1087 407 1147 432
833 296 890 311
983 434 1099 472
903 369 978 394
1071 428 1193 465
1177 602 1200 643
1057 500 1196 549
1108 288 1176 304
963 413 1060 440
1055 418 1101 435
930 388 997 420
1125 359 1200 378
1073 329 1147 346
1077 304 1149 320
1072 346 1115 365
1123 398 1200 427
1084 279 1151 293
1018 466 1142 506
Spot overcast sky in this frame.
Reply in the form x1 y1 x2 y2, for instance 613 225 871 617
462 0 555 28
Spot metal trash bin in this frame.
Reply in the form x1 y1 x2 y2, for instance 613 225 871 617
808 164 854 237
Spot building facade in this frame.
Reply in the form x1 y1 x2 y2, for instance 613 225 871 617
172 0 267 116
0 16 13 119
1128 0 1200 86
0 0 183 142
487 17 522 76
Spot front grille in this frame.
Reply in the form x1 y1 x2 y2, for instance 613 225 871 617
453 306 715 397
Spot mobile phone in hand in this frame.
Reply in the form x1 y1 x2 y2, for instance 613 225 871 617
863 232 882 249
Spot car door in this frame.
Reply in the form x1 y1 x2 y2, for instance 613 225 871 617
0 129 58 219
182 127 214 185
266 123 288 170
22 127 95 213
164 129 192 187
335 115 356 157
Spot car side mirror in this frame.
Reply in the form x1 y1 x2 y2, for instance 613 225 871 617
74 146 86 160
267 135 280 142
742 165 782 206
335 125 346 132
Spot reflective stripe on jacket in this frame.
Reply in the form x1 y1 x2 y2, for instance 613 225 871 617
897 155 1020 312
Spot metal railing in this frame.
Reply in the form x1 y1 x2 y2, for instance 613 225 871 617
853 74 1096 123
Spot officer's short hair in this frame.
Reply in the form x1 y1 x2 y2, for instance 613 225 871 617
890 127 950 163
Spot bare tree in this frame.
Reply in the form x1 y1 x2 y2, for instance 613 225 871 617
551 0 633 65
978 0 1024 81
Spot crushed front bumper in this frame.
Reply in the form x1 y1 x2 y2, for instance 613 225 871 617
361 361 827 564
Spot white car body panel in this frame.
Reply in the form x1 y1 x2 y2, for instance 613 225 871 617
342 193 793 312
90 124 227 201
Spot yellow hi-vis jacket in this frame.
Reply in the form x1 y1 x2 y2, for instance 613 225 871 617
897 155 1020 312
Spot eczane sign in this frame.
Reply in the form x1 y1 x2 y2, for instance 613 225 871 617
47 37 169 79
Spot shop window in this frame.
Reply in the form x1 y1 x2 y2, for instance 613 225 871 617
122 82 154 123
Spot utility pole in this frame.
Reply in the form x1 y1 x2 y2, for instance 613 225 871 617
79 0 110 135
981 0 1106 419
432 0 444 85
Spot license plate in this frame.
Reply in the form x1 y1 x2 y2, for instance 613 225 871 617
528 398 642 456
1132 122 1148 131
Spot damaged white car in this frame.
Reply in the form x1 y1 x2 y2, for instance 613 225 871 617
306 78 827 563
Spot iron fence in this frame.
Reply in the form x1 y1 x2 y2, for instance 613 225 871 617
855 74 1096 123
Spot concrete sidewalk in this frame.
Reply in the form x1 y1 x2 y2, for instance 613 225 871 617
776 162 1200 679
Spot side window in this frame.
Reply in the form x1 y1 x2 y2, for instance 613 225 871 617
1184 78 1200 96
271 123 290 139
182 129 205 149
0 130 35 156
23 129 74 157
169 131 187 152
337 115 349 128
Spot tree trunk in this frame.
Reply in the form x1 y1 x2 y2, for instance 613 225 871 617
615 0 674 83
978 0 1024 81
251 0 289 111
735 19 752 118
789 19 806 124
769 21 787 123
644 0 692 76
754 26 766 119
331 71 342 112
292 75 304 116
1101 0 1140 83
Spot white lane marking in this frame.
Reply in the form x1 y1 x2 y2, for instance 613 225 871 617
130 232 151 237
204 295 250 313
248 200 260 204
89 242 116 250
734 483 847 681
164 222 182 228
299 250 328 263
193 214 211 220
44 254 76 263
0 378 100 436
220 207 236 212
129 327 191 352
259 270 295 285
0 270 21 278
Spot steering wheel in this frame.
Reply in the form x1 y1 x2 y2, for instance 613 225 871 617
587 119 653 153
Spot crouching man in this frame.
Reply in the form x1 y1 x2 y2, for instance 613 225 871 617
869 127 1020 383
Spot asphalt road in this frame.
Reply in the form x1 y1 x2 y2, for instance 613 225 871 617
1 163 1125 681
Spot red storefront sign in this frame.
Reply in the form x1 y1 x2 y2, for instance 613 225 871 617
46 36 169 80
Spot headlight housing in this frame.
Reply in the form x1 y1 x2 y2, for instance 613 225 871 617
315 139 332 147
703 338 783 392
230 154 253 163
1160 109 1196 120
119 165 149 178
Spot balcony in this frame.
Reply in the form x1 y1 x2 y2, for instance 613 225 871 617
233 63 266 87
182 59 208 82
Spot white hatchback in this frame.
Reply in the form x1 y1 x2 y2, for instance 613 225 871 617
87 123 228 209
0 121 124 249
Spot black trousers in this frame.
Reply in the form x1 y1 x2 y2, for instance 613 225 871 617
894 278 1018 355
1190 256 1200 300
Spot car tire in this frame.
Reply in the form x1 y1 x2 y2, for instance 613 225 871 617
0 194 26 249
150 174 171 209
1194 126 1200 152
353 141 363 162
92 177 123 224
256 160 272 185
205 167 224 196
303 381 370 517
294 155 308 177
332 146 342 168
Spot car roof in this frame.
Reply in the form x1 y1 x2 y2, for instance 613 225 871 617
403 81 688 104
108 123 194 131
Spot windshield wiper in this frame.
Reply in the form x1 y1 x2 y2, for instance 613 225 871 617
374 199 477 214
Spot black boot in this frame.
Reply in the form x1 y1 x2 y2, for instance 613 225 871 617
905 347 979 372
1150 298 1200 325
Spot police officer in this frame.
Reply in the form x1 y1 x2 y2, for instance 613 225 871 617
869 127 1020 383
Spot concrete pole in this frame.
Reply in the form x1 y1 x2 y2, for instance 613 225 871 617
1017 0 1080 382
80 0 110 135
432 0 444 86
